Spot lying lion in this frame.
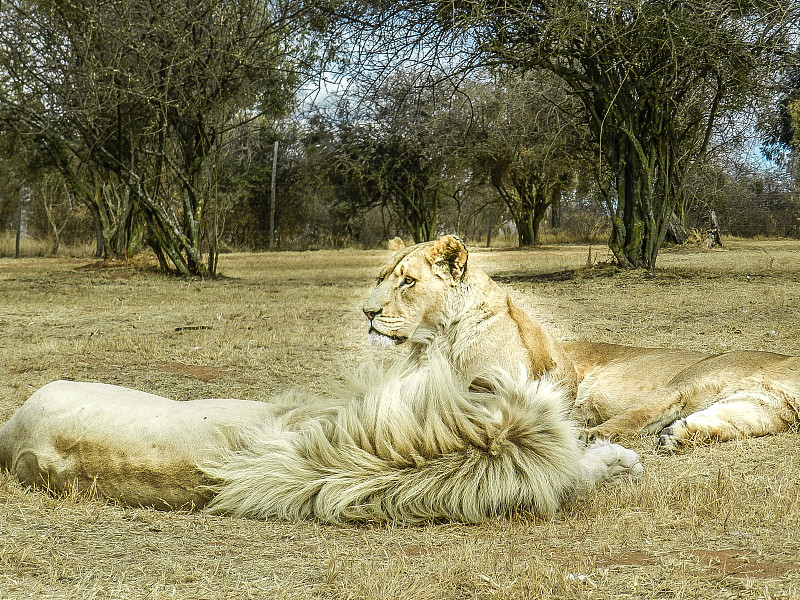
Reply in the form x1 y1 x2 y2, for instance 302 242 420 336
363 235 800 451
0 351 642 522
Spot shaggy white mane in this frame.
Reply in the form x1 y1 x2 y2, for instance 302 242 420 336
200 352 638 524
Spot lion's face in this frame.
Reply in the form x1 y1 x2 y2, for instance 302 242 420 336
362 236 468 347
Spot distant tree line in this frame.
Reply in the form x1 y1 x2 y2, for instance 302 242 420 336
1 0 798 274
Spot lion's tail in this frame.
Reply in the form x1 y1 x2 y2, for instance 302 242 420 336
200 354 589 524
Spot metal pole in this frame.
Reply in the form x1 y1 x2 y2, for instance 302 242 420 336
269 140 278 250
486 209 495 248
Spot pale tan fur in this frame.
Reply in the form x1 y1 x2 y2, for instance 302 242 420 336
563 341 710 425
0 381 278 509
585 349 800 452
366 237 800 451
362 235 578 399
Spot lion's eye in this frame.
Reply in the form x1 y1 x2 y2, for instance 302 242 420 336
401 275 415 288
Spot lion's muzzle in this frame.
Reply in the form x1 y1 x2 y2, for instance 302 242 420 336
365 308 408 346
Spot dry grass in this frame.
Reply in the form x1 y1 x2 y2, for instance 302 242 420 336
1 240 799 599
0 231 96 259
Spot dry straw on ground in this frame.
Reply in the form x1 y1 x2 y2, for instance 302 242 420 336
0 239 799 599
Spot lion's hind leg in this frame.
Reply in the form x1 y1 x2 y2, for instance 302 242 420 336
655 390 794 453
585 389 685 442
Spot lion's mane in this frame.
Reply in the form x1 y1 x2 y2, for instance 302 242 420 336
200 352 589 524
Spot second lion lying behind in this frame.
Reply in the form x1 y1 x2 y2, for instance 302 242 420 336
363 235 800 451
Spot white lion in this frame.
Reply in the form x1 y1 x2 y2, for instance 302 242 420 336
0 381 276 510
0 351 641 523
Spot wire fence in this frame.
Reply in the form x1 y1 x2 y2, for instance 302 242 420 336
2 192 799 259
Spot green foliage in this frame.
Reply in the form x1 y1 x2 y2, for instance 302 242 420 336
2 0 797 256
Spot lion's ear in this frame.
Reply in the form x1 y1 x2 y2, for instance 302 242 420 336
387 237 405 251
426 235 468 281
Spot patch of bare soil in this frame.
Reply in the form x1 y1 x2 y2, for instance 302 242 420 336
687 548 799 579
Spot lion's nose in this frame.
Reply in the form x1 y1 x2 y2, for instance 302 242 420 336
363 307 382 321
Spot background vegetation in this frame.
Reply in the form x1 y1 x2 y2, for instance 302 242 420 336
1 0 799 273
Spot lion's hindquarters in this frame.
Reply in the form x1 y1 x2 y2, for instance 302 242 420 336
2 368 643 520
202 362 598 524
0 381 276 509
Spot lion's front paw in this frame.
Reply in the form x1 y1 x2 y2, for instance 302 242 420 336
655 419 688 454
581 440 644 484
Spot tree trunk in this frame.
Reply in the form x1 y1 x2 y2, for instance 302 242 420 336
513 181 536 246
531 187 550 244
486 209 495 247
516 212 535 246
398 187 437 243
606 139 677 270
15 186 26 259
83 191 112 259
408 216 436 244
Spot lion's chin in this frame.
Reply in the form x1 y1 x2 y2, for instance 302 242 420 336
368 329 406 347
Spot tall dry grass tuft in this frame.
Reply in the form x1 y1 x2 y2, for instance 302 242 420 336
0 230 95 258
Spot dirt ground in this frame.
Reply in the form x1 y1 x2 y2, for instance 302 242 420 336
0 239 799 599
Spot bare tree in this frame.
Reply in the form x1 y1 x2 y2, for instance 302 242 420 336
323 71 474 242
0 0 329 275
350 0 797 268
471 72 583 245
37 173 76 255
